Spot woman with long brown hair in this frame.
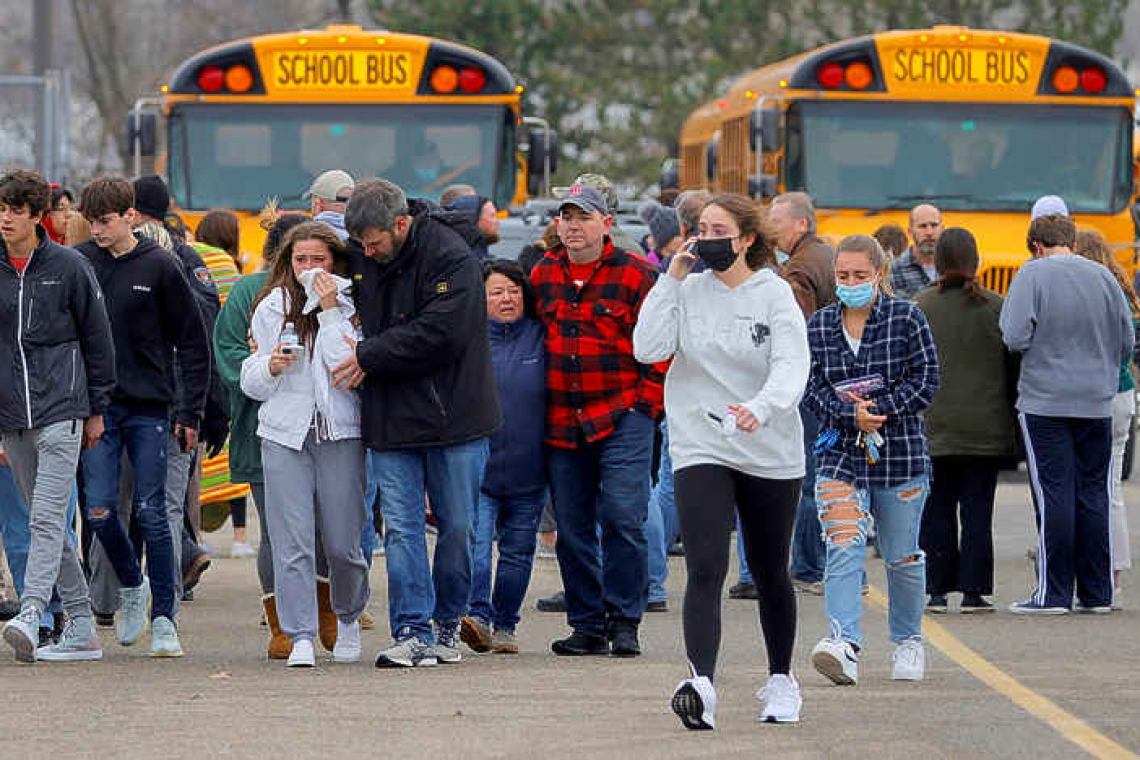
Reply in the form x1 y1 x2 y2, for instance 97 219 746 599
916 228 1017 614
240 222 369 667
1074 228 1138 604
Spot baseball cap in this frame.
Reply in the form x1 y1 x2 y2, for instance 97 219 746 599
304 170 355 201
557 185 609 216
1030 195 1069 220
553 172 618 213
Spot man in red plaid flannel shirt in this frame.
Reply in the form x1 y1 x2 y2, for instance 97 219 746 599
530 184 663 658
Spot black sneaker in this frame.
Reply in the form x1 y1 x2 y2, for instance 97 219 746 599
181 588 195 602
960 595 995 613
608 621 641 658
0 599 20 622
38 626 55 648
93 611 115 629
182 549 211 593
646 600 668 613
551 631 608 656
667 541 685 557
926 594 949 613
728 582 758 600
536 590 567 612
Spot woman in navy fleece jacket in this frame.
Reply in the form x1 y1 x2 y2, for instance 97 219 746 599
461 259 546 655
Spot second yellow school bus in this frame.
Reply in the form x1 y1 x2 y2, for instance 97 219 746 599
678 27 1137 291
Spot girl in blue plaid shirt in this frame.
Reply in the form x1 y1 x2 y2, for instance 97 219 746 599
803 234 940 687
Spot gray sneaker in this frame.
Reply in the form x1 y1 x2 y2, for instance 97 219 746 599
149 616 183 657
434 621 462 663
2 604 41 663
117 579 150 646
37 615 103 662
491 629 518 654
375 636 438 668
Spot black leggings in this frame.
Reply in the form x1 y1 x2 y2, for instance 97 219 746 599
675 464 800 680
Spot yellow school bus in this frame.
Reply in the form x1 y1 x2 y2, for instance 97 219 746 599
678 27 1138 291
137 25 550 271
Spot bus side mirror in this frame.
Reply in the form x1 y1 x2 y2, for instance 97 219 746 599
749 175 778 199
750 107 781 153
527 127 558 177
659 158 679 190
125 112 157 157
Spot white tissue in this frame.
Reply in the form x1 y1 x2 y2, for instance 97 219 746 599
298 268 352 314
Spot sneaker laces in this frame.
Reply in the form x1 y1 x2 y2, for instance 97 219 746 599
437 623 459 647
757 674 796 701
15 606 39 627
893 637 922 664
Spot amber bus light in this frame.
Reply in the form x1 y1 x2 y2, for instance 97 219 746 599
224 65 254 93
845 62 873 90
430 65 459 93
1052 65 1079 93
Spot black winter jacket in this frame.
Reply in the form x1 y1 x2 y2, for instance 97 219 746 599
77 236 210 428
349 199 502 450
0 227 116 432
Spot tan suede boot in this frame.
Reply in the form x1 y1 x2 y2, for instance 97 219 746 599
262 594 291 660
316 577 338 651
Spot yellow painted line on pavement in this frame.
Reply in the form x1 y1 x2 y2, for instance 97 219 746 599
865 586 1138 760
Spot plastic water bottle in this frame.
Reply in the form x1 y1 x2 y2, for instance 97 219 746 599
280 321 304 365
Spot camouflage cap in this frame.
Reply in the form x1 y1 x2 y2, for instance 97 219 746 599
553 172 618 213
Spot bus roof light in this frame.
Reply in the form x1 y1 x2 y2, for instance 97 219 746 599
197 65 224 92
1052 65 1079 93
845 62 873 90
430 65 459 93
459 66 486 93
224 65 253 93
817 62 844 89
1081 66 1107 93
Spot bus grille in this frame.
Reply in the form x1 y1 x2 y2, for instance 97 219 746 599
979 265 1017 295
718 116 749 195
681 145 705 188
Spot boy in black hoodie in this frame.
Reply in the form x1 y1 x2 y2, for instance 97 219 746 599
76 177 210 658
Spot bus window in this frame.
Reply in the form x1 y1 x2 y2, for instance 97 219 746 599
785 100 1132 213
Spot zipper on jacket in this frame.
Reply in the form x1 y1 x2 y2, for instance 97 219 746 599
15 262 35 428
428 379 448 420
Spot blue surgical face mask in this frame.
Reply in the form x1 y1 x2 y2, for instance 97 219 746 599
775 249 790 265
835 280 876 308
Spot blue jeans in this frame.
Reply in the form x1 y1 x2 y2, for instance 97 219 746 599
547 410 653 636
361 449 381 567
736 513 753 585
790 404 825 583
80 405 176 621
817 474 928 647
0 464 77 627
372 438 489 645
646 420 677 604
467 490 545 631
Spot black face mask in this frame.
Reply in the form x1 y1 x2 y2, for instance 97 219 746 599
695 237 737 272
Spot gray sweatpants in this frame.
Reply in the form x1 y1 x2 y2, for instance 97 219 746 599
88 435 192 616
1 420 92 619
262 433 369 642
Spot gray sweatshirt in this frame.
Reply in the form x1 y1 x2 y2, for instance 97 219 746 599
999 253 1133 419
633 268 809 479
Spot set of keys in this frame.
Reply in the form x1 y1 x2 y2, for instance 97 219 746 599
857 430 884 465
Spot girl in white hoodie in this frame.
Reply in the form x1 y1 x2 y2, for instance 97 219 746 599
634 194 809 729
241 222 369 668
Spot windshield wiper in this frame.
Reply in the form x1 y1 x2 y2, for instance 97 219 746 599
863 194 976 216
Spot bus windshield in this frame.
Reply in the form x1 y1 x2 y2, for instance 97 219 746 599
168 103 511 211
786 101 1132 214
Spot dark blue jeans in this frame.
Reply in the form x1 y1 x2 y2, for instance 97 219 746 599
790 403 825 583
80 404 176 621
547 410 653 637
467 490 546 631
372 438 489 645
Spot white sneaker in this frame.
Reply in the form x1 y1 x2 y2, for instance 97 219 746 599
671 675 716 730
149 616 183 658
230 541 257 558
811 635 858 685
333 620 362 663
891 637 925 681
38 615 103 662
2 604 41 663
287 638 315 667
117 579 150 646
758 673 802 723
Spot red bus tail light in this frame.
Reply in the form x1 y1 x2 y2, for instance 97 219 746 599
1081 66 1107 93
817 63 844 89
197 65 224 92
459 67 486 93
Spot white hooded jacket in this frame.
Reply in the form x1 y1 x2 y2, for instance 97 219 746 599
240 286 361 450
633 267 809 479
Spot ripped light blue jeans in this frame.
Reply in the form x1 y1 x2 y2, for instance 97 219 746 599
816 474 929 648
